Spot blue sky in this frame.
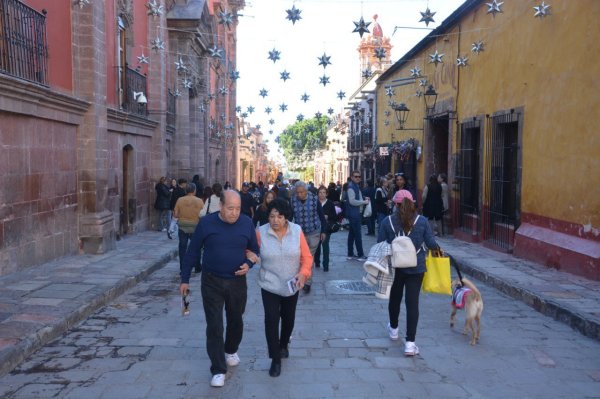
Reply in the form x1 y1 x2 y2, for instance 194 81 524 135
235 0 465 158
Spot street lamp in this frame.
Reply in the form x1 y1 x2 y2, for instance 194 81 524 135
424 85 438 116
392 102 410 130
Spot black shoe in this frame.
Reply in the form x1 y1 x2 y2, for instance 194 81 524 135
323 266 329 272
315 263 320 268
280 347 289 359
302 284 311 293
269 359 281 377
167 231 173 239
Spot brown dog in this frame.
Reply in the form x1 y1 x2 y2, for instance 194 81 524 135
450 277 483 345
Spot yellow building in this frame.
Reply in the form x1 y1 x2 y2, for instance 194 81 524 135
376 0 600 280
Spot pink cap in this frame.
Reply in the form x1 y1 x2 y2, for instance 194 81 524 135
393 189 414 203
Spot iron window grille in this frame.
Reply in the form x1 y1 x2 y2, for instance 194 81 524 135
122 65 147 116
456 118 481 234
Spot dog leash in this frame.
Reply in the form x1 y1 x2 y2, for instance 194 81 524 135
447 254 464 287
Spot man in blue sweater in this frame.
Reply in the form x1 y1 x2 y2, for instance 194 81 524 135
180 190 260 388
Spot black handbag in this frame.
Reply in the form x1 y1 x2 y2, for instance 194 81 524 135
329 222 341 233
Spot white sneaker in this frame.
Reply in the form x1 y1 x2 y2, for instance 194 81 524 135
225 352 240 367
387 323 399 341
210 373 225 387
404 341 419 356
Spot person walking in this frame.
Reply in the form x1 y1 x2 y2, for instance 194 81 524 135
374 177 392 228
200 183 222 217
173 183 204 272
346 171 369 261
239 182 255 219
253 191 276 227
314 186 337 272
170 178 188 215
377 189 440 357
256 198 313 377
154 177 171 231
438 173 449 235
422 174 444 236
179 190 260 388
290 181 326 293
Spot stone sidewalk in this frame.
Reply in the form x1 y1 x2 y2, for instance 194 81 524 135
0 227 598 379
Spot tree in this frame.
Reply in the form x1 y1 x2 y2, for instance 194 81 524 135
276 117 329 171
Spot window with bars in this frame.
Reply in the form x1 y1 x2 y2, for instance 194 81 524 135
456 119 481 233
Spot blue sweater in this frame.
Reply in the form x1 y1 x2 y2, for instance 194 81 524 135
181 212 259 283
377 213 439 274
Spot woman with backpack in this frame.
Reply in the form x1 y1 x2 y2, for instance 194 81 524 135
377 189 440 357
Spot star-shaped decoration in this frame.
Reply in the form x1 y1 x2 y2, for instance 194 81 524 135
384 110 391 117
384 120 390 126
315 112 322 119
456 56 469 67
300 93 310 103
286 5 302 25
235 106 242 113
410 67 422 78
362 68 373 79
419 7 436 26
209 46 224 59
279 103 288 112
259 89 268 98
137 52 149 65
218 10 234 28
280 70 290 81
207 93 216 101
173 88 182 97
486 1 504 17
247 106 255 114
363 127 371 134
220 113 226 121
182 78 193 89
269 130 274 134
318 53 332 68
174 56 187 71
415 90 423 97
533 2 551 18
352 16 371 38
319 75 330 87
77 0 90 8
418 78 427 87
297 114 304 122
385 86 395 97
254 124 261 130
219 86 229 95
229 70 240 81
241 112 248 118
198 104 206 113
269 119 275 125
268 48 281 63
151 36 165 52
336 90 346 100
265 107 272 114
429 50 444 66
327 108 334 115
471 40 485 54
146 1 164 18
374 47 387 61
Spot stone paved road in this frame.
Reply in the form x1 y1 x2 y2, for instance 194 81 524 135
0 233 599 399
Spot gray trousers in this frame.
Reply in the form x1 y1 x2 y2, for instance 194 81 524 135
305 230 321 285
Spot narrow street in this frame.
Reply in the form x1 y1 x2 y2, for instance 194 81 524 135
0 233 598 399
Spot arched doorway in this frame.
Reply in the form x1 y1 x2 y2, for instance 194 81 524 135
121 144 135 235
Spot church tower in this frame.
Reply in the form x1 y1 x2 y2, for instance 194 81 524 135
357 14 392 83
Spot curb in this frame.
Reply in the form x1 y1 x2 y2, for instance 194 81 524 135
453 257 600 341
0 249 178 377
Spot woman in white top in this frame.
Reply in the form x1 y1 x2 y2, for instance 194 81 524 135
200 183 222 217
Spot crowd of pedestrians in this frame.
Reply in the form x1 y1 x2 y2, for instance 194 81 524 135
154 171 448 387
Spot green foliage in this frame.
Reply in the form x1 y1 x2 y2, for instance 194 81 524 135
277 117 329 171
302 166 315 182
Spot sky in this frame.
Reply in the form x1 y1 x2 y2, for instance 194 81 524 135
235 0 465 162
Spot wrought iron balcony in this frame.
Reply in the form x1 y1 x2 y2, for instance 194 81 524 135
0 0 49 85
122 65 147 116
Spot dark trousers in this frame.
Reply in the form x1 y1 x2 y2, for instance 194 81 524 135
261 289 299 360
314 233 331 269
178 229 200 272
366 214 376 234
201 272 247 375
347 216 364 257
388 271 425 342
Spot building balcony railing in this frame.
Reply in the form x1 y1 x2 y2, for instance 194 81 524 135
122 65 147 116
166 89 176 130
0 0 49 85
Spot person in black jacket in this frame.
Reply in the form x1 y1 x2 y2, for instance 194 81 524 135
374 176 392 229
154 177 172 231
253 191 275 227
170 178 187 211
314 186 337 271
422 174 444 236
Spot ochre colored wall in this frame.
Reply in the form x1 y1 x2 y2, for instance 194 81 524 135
25 0 73 92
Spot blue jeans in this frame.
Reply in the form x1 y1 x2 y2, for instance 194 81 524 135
366 214 376 234
347 216 364 257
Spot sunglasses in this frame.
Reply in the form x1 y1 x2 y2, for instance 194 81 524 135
353 175 361 178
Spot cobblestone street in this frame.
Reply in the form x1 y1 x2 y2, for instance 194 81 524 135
0 232 598 399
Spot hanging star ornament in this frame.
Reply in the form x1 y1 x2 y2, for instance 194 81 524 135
384 110 391 117
229 70 240 81
318 53 332 68
286 5 302 24
456 56 469 67
486 1 504 17
247 106 255 114
418 78 428 87
269 119 275 125
471 40 485 54
374 47 387 61
279 103 288 112
319 75 330 87
207 93 216 101
315 112 322 119
268 48 281 63
280 70 291 81
385 86 395 97
137 52 149 65
415 90 423 98
173 88 182 97
362 68 373 79
219 86 229 95
429 50 444 66
151 36 165 53
174 56 187 71
255 124 261 130
198 104 206 113
327 108 335 115
410 67 422 78
77 0 90 8
241 112 248 118
209 46 223 59
146 1 164 18
297 114 304 122
352 16 371 38
419 7 436 27
533 2 551 18
218 10 234 28
300 93 310 103
259 89 268 98
384 120 390 126
235 106 242 113
182 78 193 89
336 90 346 100
265 107 272 114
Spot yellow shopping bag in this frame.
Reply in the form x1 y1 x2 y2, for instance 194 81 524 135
422 250 452 295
